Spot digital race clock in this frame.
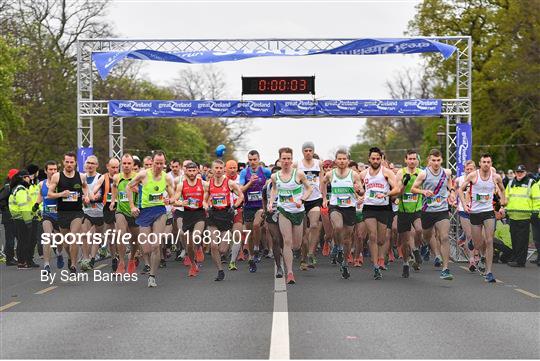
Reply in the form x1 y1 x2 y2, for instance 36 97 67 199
242 76 315 95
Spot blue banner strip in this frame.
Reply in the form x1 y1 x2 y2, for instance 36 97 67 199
93 38 457 79
77 147 93 172
108 99 442 117
456 123 472 177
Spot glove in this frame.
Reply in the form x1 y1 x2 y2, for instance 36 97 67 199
403 173 411 186
32 202 40 213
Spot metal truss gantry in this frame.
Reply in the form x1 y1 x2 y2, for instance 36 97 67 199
76 36 472 261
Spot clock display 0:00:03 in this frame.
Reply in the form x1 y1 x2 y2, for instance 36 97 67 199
258 78 307 92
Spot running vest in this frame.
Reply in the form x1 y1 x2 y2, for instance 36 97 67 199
83 173 104 217
276 169 304 213
209 177 231 210
298 159 321 201
422 167 449 212
139 170 167 209
56 171 83 212
41 181 58 220
117 173 137 216
363 167 390 206
243 167 266 209
470 170 495 214
329 169 357 208
182 178 204 210
398 169 422 213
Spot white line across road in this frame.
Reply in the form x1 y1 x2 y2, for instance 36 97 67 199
269 263 290 360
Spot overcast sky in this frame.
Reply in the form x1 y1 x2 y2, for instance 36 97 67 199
104 0 423 163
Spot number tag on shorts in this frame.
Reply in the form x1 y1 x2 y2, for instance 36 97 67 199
106 192 112 202
187 197 201 208
337 196 352 207
427 195 446 204
45 204 57 214
149 193 164 203
119 191 128 202
403 192 418 203
278 194 294 204
63 191 79 202
247 191 262 202
212 196 226 207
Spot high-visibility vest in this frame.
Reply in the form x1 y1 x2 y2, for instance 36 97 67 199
8 185 33 223
505 178 533 220
531 180 540 215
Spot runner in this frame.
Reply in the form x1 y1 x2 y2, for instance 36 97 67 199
321 149 362 280
295 141 323 269
239 150 271 273
458 153 506 282
111 154 140 274
47 151 90 273
203 160 244 281
263 166 284 278
35 161 59 274
127 151 176 287
100 158 120 271
268 147 313 284
80 156 104 271
455 160 479 272
358 147 400 280
320 160 334 260
395 150 424 278
411 149 456 280
174 161 206 278
225 160 245 271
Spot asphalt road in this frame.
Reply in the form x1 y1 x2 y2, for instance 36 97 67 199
1 252 539 359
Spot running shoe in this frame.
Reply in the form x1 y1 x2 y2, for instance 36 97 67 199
116 262 125 274
228 261 238 271
398 247 404 259
89 257 95 269
353 258 361 267
413 249 422 266
215 270 225 281
307 255 317 268
300 261 308 271
69 265 77 274
388 251 396 263
358 254 364 266
421 245 430 262
378 258 387 271
188 264 198 277
468 259 477 272
467 239 475 251
373 267 382 280
330 245 338 259
56 254 64 269
275 266 284 279
341 264 350 279
322 241 330 256
127 259 137 274
195 247 205 263
478 257 486 274
440 268 454 280
44 264 51 275
183 256 192 267
402 264 410 278
147 276 157 287
248 259 257 273
412 260 421 271
347 252 353 263
98 246 108 258
111 257 118 272
159 259 166 268
336 250 344 264
165 248 172 259
286 272 296 284
18 263 31 270
141 264 151 274
263 249 270 258
80 259 90 271
237 250 245 262
254 254 262 264
485 272 496 283
433 256 442 268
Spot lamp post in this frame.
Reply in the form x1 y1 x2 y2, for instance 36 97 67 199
437 125 445 155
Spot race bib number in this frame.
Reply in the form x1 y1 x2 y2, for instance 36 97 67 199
45 204 57 214
106 192 112 202
368 190 386 199
247 191 263 202
427 195 446 205
476 193 490 203
212 195 226 207
63 191 79 202
402 192 418 203
149 193 164 203
278 194 295 204
337 196 352 207
187 197 201 208
118 191 128 202
306 173 318 184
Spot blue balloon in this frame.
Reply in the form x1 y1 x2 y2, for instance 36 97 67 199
215 144 226 157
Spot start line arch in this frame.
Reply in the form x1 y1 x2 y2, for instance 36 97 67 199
76 36 472 261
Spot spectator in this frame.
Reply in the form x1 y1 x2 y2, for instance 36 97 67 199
503 165 533 267
0 169 19 266
504 169 515 187
493 213 512 263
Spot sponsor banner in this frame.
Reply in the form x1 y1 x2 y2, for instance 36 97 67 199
456 123 472 177
93 38 457 79
77 147 93 172
109 99 442 117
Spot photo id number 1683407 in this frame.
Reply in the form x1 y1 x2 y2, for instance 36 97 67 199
185 230 250 245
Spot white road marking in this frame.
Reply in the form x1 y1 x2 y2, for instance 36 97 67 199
35 286 57 295
515 288 540 299
0 301 20 312
269 262 290 360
